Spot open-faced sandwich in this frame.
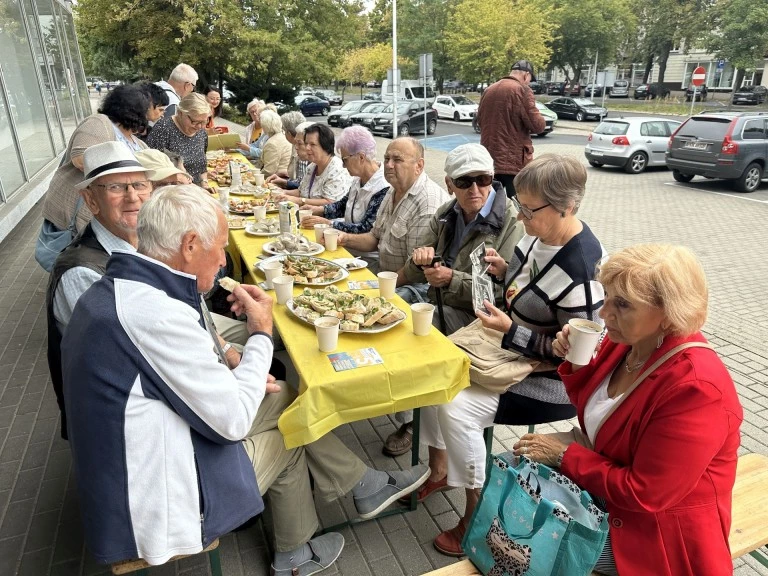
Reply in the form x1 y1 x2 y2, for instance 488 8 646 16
218 276 240 292
291 287 406 332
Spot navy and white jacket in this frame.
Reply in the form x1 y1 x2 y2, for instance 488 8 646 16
62 251 272 565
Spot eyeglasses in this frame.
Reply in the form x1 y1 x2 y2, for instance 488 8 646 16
92 180 151 195
452 174 493 189
185 114 207 128
511 196 551 220
340 154 355 165
154 174 194 187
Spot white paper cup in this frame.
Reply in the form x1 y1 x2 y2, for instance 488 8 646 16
272 275 294 305
314 223 329 243
565 319 603 365
411 303 435 336
253 172 265 186
253 205 267 220
299 209 313 222
377 271 398 299
261 261 283 289
323 228 339 251
314 317 340 352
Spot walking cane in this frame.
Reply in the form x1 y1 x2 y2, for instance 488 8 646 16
431 256 447 334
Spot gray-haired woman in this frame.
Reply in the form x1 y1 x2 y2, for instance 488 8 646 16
258 110 293 177
417 154 607 557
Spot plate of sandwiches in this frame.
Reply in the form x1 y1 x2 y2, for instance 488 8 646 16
256 255 349 286
287 286 406 333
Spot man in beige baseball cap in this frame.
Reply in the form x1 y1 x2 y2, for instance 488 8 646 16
134 149 193 187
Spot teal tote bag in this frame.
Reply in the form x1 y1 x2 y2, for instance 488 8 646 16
463 455 609 576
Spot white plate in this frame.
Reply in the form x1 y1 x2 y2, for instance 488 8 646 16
227 216 250 230
263 240 325 256
256 255 349 286
286 299 406 333
333 258 368 271
245 223 280 236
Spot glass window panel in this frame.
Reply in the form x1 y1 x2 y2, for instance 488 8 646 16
22 0 64 152
0 0 56 183
37 0 77 140
55 1 84 122
58 5 90 118
0 80 26 200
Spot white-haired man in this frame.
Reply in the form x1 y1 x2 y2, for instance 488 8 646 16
61 185 429 574
156 63 198 117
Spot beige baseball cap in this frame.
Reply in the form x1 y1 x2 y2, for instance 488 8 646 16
444 143 494 179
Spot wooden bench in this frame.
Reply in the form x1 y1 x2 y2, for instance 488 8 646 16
110 539 221 575
422 453 768 575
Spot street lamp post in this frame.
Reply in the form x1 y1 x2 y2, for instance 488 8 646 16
392 0 398 139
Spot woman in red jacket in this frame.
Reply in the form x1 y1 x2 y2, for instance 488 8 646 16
513 244 742 576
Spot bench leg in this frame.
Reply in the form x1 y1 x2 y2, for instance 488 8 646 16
749 549 768 569
208 547 223 576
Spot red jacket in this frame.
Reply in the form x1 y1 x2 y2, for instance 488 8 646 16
478 77 545 175
559 333 742 576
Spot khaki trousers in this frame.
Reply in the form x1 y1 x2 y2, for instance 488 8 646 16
242 384 367 551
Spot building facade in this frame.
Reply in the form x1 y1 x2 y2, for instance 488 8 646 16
0 0 90 241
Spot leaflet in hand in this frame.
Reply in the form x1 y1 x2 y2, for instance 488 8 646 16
470 241 493 314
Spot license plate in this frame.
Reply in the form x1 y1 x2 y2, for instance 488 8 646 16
684 141 708 150
590 151 604 157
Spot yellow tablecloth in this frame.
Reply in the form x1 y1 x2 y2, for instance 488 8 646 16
225 162 470 448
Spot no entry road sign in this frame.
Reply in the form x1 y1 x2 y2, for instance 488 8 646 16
692 66 706 86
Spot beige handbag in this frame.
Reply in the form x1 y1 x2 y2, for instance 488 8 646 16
449 319 542 394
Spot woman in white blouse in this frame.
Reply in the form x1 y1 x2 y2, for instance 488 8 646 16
275 124 351 207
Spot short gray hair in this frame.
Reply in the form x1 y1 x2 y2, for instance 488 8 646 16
281 111 306 136
260 110 283 136
513 154 587 215
137 185 221 261
247 98 265 113
168 63 198 84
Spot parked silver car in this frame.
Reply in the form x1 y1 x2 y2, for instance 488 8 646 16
585 117 682 174
610 80 630 98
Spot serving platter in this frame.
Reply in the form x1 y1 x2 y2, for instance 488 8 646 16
256 255 349 286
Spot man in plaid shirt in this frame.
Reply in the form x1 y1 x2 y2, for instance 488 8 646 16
336 137 450 457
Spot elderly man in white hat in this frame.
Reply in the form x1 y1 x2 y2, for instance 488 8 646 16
383 143 524 461
134 148 193 188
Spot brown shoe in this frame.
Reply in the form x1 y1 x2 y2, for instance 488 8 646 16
398 475 449 504
433 521 467 557
383 423 413 457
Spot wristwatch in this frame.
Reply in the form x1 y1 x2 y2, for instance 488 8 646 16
556 451 566 468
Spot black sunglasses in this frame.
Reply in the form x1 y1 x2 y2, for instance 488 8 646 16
452 174 493 189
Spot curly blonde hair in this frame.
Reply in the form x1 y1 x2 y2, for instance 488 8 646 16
598 244 708 336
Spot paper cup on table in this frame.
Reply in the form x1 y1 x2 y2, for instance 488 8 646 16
565 319 603 365
314 223 329 243
314 317 340 352
299 209 313 222
411 303 435 336
272 275 294 305
377 271 398 299
253 205 267 220
323 228 339 251
261 261 283 289
253 172 265 186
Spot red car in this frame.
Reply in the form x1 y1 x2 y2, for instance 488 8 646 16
565 82 582 96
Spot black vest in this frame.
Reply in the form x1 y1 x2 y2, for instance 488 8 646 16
45 224 110 439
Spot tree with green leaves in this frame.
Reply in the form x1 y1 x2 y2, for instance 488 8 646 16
548 0 636 84
445 0 555 87
704 0 768 89
397 0 456 89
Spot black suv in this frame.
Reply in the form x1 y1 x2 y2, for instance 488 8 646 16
666 112 768 192
369 100 438 137
685 84 708 102
634 83 670 99
733 85 768 105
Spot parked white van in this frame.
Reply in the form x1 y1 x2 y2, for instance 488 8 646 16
380 80 435 102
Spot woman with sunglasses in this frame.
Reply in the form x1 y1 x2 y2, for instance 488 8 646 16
420 154 607 558
147 93 210 188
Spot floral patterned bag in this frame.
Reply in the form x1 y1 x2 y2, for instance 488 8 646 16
463 454 609 576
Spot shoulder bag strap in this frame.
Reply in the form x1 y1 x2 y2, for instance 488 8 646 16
589 342 715 445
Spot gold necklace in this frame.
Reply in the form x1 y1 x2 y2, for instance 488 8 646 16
624 352 648 373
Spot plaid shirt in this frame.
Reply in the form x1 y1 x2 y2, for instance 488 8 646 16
371 172 450 272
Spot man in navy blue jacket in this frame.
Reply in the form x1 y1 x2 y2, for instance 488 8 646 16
62 185 428 574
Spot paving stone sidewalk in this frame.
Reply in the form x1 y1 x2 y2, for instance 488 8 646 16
0 112 766 575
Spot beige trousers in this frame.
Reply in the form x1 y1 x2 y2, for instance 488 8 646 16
242 384 367 551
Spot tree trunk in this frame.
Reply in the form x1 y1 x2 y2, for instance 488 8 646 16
642 53 654 84
733 68 745 91
656 40 674 84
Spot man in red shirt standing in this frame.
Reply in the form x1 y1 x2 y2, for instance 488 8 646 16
476 60 545 198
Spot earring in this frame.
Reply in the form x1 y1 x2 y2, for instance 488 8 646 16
657 333 665 349
560 212 566 218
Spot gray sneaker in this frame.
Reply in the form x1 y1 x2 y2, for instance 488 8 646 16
270 532 344 576
354 465 430 520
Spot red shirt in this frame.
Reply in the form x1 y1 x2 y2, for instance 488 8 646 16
559 333 742 576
